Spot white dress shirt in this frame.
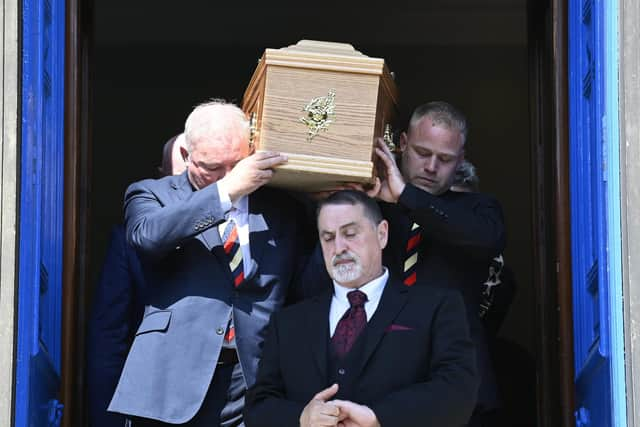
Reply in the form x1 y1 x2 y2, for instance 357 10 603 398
217 183 251 275
329 268 389 337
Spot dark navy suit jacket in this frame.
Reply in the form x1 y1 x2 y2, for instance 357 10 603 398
87 225 146 427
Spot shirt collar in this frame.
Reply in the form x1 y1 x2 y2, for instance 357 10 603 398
332 267 389 304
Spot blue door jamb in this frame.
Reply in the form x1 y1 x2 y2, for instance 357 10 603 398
16 0 66 424
15 0 46 421
569 0 625 425
603 0 625 425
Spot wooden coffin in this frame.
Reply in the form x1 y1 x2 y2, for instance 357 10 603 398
242 40 398 191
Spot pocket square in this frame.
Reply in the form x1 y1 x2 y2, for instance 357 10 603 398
384 324 414 332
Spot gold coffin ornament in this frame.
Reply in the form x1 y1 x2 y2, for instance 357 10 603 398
242 40 398 191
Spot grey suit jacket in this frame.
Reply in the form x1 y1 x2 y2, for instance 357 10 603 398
108 172 314 424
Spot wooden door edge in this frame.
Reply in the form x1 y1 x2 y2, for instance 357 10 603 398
61 0 92 425
551 0 575 425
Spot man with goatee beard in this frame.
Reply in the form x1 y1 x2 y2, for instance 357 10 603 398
244 190 479 427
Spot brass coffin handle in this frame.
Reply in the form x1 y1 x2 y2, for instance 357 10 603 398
249 112 258 149
383 124 397 152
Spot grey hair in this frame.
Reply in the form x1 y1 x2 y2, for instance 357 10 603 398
184 99 250 152
408 101 468 145
452 160 480 192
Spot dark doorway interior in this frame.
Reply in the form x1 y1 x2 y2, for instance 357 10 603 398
82 0 539 425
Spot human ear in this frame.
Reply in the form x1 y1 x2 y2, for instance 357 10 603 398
399 132 408 152
377 220 389 249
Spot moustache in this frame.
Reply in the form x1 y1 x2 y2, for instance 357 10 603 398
332 253 357 266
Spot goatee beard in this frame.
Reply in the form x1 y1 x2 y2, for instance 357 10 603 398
331 253 362 284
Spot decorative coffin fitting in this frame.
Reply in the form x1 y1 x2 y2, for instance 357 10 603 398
242 40 398 191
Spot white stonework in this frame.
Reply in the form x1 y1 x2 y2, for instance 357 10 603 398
0 0 19 425
621 0 640 425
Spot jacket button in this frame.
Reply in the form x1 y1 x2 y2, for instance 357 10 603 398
216 327 225 335
338 368 345 375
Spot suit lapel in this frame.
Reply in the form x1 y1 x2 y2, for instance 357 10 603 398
354 277 409 379
307 288 332 380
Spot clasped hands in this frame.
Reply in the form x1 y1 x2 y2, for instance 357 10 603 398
299 384 380 427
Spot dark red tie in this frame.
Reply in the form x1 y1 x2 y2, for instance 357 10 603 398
403 222 421 286
331 290 368 359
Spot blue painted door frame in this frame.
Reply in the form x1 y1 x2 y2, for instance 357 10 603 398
15 0 66 425
568 0 624 426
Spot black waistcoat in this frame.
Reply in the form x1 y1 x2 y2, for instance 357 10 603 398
327 328 368 401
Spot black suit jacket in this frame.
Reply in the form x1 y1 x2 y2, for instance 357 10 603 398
244 276 479 427
381 183 506 411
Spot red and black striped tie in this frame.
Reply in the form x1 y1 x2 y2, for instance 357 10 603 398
221 219 244 288
403 222 421 286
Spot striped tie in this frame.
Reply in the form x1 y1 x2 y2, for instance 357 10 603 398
403 222 421 286
224 318 236 344
221 219 244 288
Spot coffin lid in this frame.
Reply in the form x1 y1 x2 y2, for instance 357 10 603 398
262 40 391 75
244 40 398 108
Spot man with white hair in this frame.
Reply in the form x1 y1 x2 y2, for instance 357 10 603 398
109 100 315 426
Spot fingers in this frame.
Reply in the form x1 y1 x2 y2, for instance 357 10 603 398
331 400 354 411
318 403 340 418
256 168 274 180
331 400 354 422
313 409 341 427
301 398 341 427
376 137 396 159
252 150 286 160
365 177 381 198
375 138 400 170
313 383 339 402
374 147 395 170
253 151 288 169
